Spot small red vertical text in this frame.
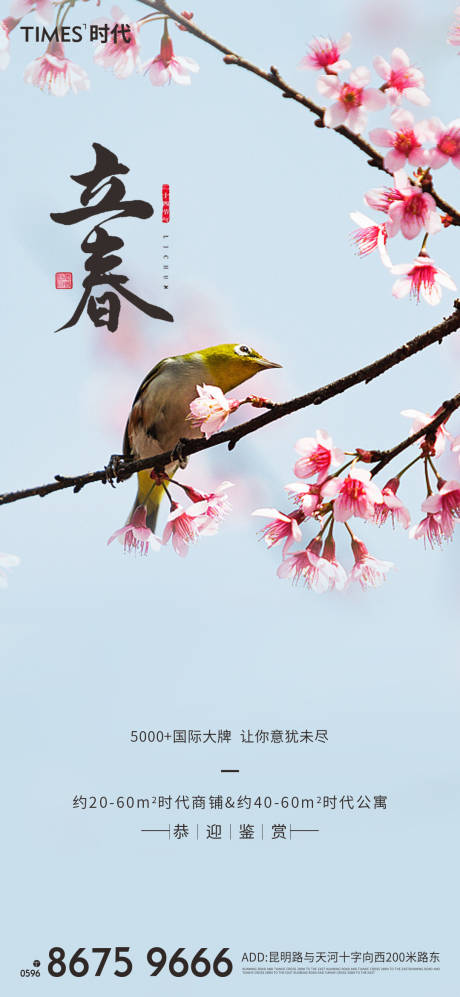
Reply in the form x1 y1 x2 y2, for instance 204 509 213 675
162 183 170 223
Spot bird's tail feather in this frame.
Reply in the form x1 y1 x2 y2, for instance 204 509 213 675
128 469 164 533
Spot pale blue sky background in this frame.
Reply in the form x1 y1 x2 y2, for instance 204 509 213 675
1 0 459 992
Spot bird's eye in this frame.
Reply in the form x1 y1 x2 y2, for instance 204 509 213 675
235 344 253 357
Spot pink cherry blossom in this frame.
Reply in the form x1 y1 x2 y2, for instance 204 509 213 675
373 48 429 106
349 539 394 589
391 255 456 305
188 384 239 439
0 552 20 588
322 535 348 591
373 477 411 528
253 508 304 554
24 40 90 96
447 7 460 47
162 501 207 557
10 0 53 24
277 548 310 583
425 118 460 169
409 512 446 547
93 7 141 78
422 480 460 538
401 408 450 457
317 66 386 134
107 504 160 555
349 212 391 266
364 183 404 214
322 466 383 522
301 544 340 593
0 17 17 70
298 33 351 73
386 171 441 240
285 482 322 517
0 24 9 73
294 429 343 482
277 539 335 593
451 435 460 463
184 481 233 535
369 109 430 172
143 27 199 86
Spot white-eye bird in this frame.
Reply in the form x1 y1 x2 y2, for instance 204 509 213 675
123 343 281 531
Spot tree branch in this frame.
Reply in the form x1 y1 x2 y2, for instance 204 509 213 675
137 0 460 226
368 393 460 476
1 303 460 508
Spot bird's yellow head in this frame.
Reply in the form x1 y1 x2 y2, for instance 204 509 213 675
192 343 282 393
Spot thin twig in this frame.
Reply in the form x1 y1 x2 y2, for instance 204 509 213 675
1 304 460 508
136 0 460 225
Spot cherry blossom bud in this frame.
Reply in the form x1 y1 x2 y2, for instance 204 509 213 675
150 469 169 484
178 10 194 30
247 394 272 408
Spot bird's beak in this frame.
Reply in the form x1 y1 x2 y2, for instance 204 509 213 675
259 357 282 369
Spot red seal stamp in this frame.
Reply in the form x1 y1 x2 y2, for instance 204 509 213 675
55 272 73 289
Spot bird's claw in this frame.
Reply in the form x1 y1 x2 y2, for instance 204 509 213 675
104 453 129 486
170 439 188 469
